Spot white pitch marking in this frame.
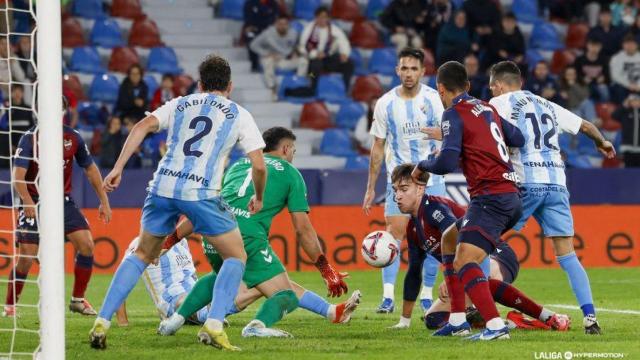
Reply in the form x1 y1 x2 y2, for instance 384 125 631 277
548 304 640 315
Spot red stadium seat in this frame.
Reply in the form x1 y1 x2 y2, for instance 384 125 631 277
550 50 575 75
62 16 86 48
63 74 86 101
128 17 163 48
566 22 589 49
596 102 617 122
602 157 623 168
330 0 362 21
423 48 436 75
350 21 383 49
173 74 195 96
351 75 384 102
601 118 621 131
299 101 333 130
111 0 145 19
108 47 140 73
90 129 102 154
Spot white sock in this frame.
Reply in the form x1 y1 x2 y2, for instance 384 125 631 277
449 312 466 326
398 316 411 327
539 308 554 322
71 297 84 302
419 286 433 300
205 318 224 331
383 283 394 300
327 305 337 322
486 317 505 330
96 317 111 330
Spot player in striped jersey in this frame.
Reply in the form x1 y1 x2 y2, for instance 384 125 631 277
90 55 267 351
488 61 616 335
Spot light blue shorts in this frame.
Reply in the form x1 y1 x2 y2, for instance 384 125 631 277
514 184 574 237
141 193 237 237
384 182 447 217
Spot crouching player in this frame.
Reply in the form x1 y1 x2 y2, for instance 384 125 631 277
387 164 569 332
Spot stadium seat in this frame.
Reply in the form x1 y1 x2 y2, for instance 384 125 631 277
173 74 195 96
365 0 391 20
143 74 159 100
350 21 384 49
350 48 369 76
389 75 401 88
69 46 105 74
147 47 182 75
330 0 362 21
550 50 576 74
596 102 617 122
90 19 125 48
566 152 594 168
529 22 563 51
63 74 86 101
111 0 145 19
278 75 316 104
602 156 623 168
345 155 370 169
423 48 436 75
62 17 86 48
294 0 322 20
317 74 347 104
369 47 397 76
108 47 140 73
566 22 589 49
512 0 539 23
601 118 622 131
336 100 366 129
77 101 105 126
290 20 305 35
351 75 384 102
72 0 105 19
129 17 163 48
320 129 357 156
526 49 544 71
299 101 332 129
219 0 245 20
89 73 120 103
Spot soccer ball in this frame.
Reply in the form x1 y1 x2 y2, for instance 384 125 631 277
361 231 399 268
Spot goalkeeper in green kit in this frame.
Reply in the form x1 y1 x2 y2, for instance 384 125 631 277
158 127 360 338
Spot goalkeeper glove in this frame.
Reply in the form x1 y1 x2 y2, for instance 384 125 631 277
314 254 349 297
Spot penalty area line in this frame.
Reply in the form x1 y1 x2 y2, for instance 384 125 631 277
548 304 640 315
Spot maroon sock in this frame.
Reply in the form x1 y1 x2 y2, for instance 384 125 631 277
5 269 28 306
72 254 93 298
458 263 500 322
443 255 466 313
489 279 543 319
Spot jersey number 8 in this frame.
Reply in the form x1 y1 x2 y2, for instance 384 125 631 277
490 122 510 162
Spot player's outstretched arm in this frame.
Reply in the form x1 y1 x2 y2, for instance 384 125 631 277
246 149 266 214
84 163 112 223
363 137 385 215
580 120 616 159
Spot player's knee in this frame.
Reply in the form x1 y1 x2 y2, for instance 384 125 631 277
280 289 299 313
452 255 467 273
425 312 449 330
77 239 94 256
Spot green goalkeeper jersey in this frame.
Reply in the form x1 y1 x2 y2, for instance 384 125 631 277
220 154 310 240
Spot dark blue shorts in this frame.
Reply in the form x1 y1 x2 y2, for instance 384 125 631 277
456 192 523 255
491 242 520 284
16 195 90 244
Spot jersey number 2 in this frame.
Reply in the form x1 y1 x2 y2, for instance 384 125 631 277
183 116 213 157
490 122 510 162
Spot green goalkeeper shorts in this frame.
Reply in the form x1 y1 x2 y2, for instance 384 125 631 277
204 236 285 288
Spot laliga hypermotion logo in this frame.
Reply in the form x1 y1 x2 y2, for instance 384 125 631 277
362 232 399 267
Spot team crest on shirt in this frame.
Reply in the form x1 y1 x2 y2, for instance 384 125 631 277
63 139 72 150
441 121 450 136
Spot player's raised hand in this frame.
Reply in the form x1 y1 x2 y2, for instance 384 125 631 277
99 201 112 224
248 195 263 214
411 166 427 185
421 127 443 141
438 281 449 302
597 140 616 159
103 168 122 192
315 254 349 297
362 189 375 215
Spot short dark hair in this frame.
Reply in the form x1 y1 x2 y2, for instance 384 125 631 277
263 127 297 152
490 61 522 85
623 32 637 44
398 47 425 65
199 55 231 92
315 5 329 17
276 13 290 21
391 163 429 185
437 61 468 92
127 63 143 77
503 11 516 20
161 73 174 82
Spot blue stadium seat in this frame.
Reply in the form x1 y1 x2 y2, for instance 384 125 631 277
389 75 401 88
278 75 316 104
345 155 370 169
369 47 397 76
147 47 182 75
317 74 346 104
89 73 120 103
90 19 125 48
426 76 437 89
290 20 305 35
77 101 105 126
529 22 563 51
294 0 322 20
69 47 105 74
566 152 595 168
144 74 159 101
72 0 106 19
350 48 369 76
227 145 244 167
336 100 365 130
512 0 539 23
219 0 245 20
577 133 601 157
526 49 544 71
320 129 357 156
365 0 390 20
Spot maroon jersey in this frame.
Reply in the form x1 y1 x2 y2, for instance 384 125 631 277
14 125 94 196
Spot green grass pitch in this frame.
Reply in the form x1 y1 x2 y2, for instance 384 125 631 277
1 268 639 359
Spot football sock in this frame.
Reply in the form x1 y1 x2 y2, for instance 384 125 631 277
421 254 438 298
5 268 28 306
299 290 330 317
207 257 244 322
458 262 501 328
178 272 215 319
557 252 595 317
479 256 490 277
419 286 433 301
381 239 401 298
72 254 93 298
442 255 465 315
255 289 299 327
98 255 146 320
489 279 542 320
228 302 240 315
539 308 555 322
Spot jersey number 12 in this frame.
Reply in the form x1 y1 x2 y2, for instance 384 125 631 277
525 113 558 150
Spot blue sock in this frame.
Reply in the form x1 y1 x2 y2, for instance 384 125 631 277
557 252 595 317
422 254 439 288
299 290 330 317
196 307 209 324
381 239 401 287
208 258 244 321
98 255 147 320
227 302 239 316
479 257 490 277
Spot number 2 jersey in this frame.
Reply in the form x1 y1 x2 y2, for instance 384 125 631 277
489 90 581 187
148 93 265 201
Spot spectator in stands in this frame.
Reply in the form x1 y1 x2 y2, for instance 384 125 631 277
465 54 489 100
613 93 640 167
484 12 525 72
354 97 378 152
610 34 640 103
559 66 599 124
462 0 500 48
588 7 625 58
1 84 33 153
100 116 125 169
150 74 175 111
526 61 563 104
610 0 636 27
0 37 27 104
15 36 35 82
298 6 353 90
243 0 280 72
575 38 611 102
436 10 476 65
380 0 427 51
423 0 452 51
114 64 148 121
543 0 586 22
249 15 299 98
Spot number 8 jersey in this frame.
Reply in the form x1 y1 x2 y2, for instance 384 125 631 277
148 93 265 201
489 90 581 187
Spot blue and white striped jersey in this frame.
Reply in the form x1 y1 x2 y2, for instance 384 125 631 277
369 84 445 187
489 90 582 187
148 93 265 201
